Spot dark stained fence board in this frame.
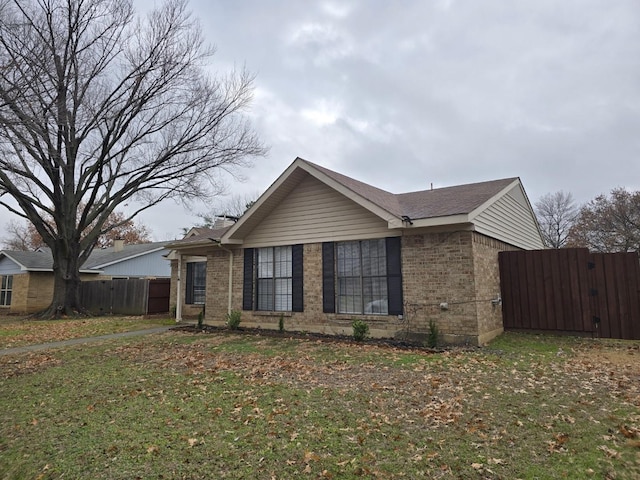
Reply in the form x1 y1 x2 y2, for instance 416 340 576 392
112 279 147 315
626 256 640 340
80 280 112 315
148 279 170 314
499 248 640 340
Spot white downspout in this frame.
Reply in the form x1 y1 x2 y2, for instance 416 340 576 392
176 253 183 322
227 249 233 314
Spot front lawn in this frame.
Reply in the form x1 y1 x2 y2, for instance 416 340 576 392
0 315 175 349
0 330 638 479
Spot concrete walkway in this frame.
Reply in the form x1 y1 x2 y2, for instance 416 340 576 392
0 325 179 356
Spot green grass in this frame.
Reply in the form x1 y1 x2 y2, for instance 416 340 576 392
0 330 638 479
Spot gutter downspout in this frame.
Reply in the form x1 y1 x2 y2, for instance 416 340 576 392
176 253 183 322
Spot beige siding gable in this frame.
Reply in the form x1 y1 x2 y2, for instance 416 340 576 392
242 175 392 247
473 184 544 250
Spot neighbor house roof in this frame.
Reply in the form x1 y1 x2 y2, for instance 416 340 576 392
0 241 171 274
84 241 171 269
164 226 232 256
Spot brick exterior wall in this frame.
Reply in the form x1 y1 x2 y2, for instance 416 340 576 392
3 272 55 314
401 231 479 344
471 233 519 344
181 231 519 345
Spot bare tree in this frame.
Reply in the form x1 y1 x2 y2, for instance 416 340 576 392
567 188 640 252
0 0 265 316
1 220 44 251
199 191 259 222
2 211 151 251
534 191 578 248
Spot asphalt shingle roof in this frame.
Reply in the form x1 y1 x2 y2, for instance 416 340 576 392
304 159 517 220
0 241 171 272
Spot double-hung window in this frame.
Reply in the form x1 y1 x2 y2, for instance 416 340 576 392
337 239 388 314
0 275 12 306
242 245 303 312
257 246 292 311
322 237 403 316
185 262 206 304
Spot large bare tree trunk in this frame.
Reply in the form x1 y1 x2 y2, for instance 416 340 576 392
37 241 87 318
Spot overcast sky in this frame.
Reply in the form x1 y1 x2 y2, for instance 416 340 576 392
3 0 640 242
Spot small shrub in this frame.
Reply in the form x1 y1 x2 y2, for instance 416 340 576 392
427 319 439 348
197 309 204 329
352 319 369 341
278 314 285 333
226 310 241 330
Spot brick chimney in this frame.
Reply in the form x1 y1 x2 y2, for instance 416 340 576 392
113 239 125 252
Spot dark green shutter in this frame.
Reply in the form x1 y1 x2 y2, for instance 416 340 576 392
185 262 194 304
292 244 304 312
386 236 403 315
242 248 254 311
322 242 335 313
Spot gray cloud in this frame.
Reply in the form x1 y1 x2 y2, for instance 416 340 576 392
2 0 639 240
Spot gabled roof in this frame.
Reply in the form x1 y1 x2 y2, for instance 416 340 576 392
220 157 541 246
162 158 543 251
0 241 170 273
84 241 171 269
166 226 231 249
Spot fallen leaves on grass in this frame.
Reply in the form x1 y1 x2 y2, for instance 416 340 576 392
0 352 61 378
0 316 168 349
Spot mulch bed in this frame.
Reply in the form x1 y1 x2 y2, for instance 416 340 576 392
171 323 446 352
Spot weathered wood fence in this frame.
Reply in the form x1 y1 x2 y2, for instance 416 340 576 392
499 248 640 340
80 278 170 316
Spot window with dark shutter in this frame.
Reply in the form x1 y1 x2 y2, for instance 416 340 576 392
386 236 403 315
242 248 254 310
292 244 304 312
327 237 403 316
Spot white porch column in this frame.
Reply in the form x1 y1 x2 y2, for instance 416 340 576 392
176 253 183 322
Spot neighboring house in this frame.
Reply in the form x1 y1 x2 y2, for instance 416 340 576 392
0 240 171 314
167 158 544 345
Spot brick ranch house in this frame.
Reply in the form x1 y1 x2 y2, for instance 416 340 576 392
167 158 544 345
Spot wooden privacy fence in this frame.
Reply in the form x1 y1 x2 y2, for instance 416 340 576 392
80 278 170 316
499 248 640 340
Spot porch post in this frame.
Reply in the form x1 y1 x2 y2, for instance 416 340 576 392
176 253 183 322
227 249 233 314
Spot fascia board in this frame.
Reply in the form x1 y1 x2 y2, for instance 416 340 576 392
221 159 304 243
398 214 471 229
